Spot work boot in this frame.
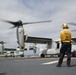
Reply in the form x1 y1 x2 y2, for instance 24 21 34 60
67 65 71 67
56 65 61 67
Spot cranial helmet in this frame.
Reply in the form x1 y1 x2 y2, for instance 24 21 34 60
62 23 69 29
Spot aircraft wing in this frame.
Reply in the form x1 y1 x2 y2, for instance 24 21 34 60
24 35 52 44
71 38 76 45
4 48 27 51
4 48 16 51
72 38 76 42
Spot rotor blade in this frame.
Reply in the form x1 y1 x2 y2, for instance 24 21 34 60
71 29 76 32
67 22 76 26
23 20 52 25
1 19 19 26
9 26 16 29
0 41 7 44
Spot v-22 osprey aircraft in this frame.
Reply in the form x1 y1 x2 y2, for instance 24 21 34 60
1 19 52 57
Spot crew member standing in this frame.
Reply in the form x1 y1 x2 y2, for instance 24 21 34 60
57 24 72 67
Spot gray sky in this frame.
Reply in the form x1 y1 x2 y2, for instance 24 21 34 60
0 0 76 48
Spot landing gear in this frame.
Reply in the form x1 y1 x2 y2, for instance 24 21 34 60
72 51 76 57
20 54 24 57
40 54 45 57
20 51 24 57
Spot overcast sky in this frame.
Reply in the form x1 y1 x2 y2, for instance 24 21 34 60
0 0 76 48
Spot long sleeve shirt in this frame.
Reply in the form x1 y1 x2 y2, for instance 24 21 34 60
60 29 71 42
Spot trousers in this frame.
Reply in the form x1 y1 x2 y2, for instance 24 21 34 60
58 42 71 65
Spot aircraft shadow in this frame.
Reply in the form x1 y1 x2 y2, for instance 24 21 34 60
71 64 76 67
0 73 6 75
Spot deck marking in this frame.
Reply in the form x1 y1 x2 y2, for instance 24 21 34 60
41 59 66 65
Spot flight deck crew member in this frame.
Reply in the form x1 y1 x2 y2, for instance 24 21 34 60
56 24 72 67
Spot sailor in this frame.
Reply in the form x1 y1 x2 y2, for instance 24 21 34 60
57 24 72 67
